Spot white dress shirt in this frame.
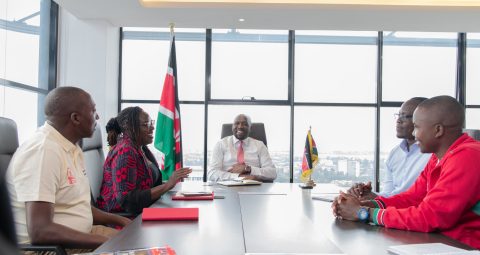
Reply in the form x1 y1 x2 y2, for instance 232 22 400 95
208 136 277 182
378 139 431 197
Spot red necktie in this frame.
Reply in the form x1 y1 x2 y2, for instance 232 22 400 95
237 140 244 164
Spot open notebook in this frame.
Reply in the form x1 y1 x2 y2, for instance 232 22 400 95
218 179 262 186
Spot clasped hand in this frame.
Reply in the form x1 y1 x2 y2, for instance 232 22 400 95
331 191 362 221
228 163 248 174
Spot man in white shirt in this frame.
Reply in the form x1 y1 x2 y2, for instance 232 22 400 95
6 87 131 250
208 114 277 182
348 97 431 199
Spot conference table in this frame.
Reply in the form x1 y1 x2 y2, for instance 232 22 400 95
95 182 471 255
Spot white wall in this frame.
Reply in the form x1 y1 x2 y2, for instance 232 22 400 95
57 8 119 136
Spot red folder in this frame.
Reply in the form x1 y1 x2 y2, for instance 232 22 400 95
172 192 214 201
142 208 199 221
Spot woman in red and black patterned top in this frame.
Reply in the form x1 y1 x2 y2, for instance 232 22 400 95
96 106 191 214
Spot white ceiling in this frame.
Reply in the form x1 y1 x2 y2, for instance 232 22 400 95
54 0 480 32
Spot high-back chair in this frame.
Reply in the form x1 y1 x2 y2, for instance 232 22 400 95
81 125 105 204
464 129 480 141
221 122 267 147
0 117 19 253
0 117 66 254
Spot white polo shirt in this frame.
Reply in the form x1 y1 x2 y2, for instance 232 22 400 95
6 122 93 243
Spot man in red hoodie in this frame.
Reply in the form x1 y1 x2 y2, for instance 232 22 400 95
332 95 480 249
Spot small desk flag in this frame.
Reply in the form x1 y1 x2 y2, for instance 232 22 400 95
301 129 318 181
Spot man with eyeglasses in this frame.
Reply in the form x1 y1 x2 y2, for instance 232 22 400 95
332 95 480 249
347 97 431 199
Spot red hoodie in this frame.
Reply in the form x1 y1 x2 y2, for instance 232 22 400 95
372 134 480 249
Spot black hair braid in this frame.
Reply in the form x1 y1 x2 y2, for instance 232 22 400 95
116 106 142 145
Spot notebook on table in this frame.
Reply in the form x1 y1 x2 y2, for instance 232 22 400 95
218 179 262 186
142 208 199 221
172 191 214 200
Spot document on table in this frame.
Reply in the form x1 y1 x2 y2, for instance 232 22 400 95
387 243 480 255
311 193 338 202
218 179 262 186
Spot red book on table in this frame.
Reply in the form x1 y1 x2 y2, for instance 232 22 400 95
142 208 199 221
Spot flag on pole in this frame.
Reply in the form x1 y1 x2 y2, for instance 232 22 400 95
154 34 183 181
301 129 318 181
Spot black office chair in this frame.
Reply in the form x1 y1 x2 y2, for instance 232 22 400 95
81 125 106 206
0 117 67 255
221 122 267 146
464 129 480 141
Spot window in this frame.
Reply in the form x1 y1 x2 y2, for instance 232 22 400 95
382 32 457 102
466 109 480 129
122 28 205 101
466 33 480 105
211 29 289 100
295 31 377 103
293 107 375 186
379 107 401 186
0 0 57 142
120 28 471 186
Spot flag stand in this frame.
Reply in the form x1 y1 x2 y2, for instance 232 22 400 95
299 126 318 189
299 176 316 189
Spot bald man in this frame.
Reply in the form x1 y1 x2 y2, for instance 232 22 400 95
332 96 480 249
208 114 277 182
6 87 131 251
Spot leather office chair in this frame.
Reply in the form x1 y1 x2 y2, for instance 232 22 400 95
81 125 105 205
464 129 480 141
221 123 267 146
0 117 66 255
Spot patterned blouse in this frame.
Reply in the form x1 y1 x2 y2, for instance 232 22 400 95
96 135 162 214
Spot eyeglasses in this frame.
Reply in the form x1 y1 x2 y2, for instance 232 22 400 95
394 113 413 122
141 119 155 129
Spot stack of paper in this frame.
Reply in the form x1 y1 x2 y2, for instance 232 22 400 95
172 191 214 200
388 243 479 255
218 179 262 186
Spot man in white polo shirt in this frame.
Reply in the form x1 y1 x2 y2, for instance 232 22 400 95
6 87 130 250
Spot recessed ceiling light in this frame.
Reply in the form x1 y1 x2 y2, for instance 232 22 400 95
140 0 480 7
239 18 245 22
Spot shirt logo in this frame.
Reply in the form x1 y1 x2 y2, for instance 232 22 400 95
67 168 77 184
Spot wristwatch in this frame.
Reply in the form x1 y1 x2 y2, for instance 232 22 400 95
357 207 370 223
245 165 252 174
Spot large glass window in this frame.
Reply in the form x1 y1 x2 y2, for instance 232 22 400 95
0 0 56 143
467 33 480 105
122 28 205 101
382 32 457 102
293 107 375 186
466 109 480 129
211 29 289 100
379 107 402 187
120 28 473 185
295 31 377 103
1 0 40 87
